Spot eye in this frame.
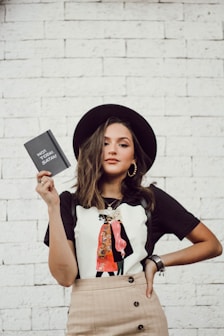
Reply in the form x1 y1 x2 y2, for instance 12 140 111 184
104 141 109 146
119 143 129 148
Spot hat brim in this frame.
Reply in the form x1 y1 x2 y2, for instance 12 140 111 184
73 104 157 171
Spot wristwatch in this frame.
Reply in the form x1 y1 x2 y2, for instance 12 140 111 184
147 255 165 274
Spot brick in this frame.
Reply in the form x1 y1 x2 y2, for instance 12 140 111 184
39 118 67 136
193 157 224 177
166 305 224 328
2 79 65 98
156 284 196 306
127 39 186 58
201 197 224 219
0 42 4 59
0 22 44 40
0 60 41 79
0 221 36 243
0 331 65 336
161 0 219 3
151 116 192 136
104 58 164 76
187 40 224 59
0 265 34 286
166 136 194 157
3 242 48 265
66 39 125 58
150 156 192 177
124 3 183 21
196 284 224 306
165 97 224 117
165 21 222 40
2 309 31 331
100 97 165 116
184 4 224 21
198 330 224 336
0 285 65 309
0 98 41 117
166 177 224 199
127 78 186 96
0 139 31 158
6 3 63 22
192 117 224 137
42 58 102 77
0 116 3 137
169 330 197 336
188 78 224 96
0 201 7 221
42 97 104 116
163 59 223 77
65 2 123 20
4 118 39 137
34 264 56 286
5 40 64 59
65 77 126 96
0 5 4 23
32 307 68 330
7 199 48 221
204 220 224 240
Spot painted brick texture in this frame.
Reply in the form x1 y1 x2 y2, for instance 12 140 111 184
0 1 223 335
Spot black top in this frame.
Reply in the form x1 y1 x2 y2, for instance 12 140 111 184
44 184 200 255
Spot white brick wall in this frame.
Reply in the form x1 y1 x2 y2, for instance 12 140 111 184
0 0 223 335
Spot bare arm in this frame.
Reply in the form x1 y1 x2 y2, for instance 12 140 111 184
145 222 222 297
160 222 222 266
36 171 78 287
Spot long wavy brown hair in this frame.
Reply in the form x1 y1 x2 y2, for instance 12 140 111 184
75 118 155 210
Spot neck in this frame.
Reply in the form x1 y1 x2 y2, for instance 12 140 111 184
101 179 123 199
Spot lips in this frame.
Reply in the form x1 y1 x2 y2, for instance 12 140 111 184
105 158 119 163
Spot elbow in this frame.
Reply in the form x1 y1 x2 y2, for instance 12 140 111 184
210 239 223 259
57 278 75 287
215 241 223 257
54 273 76 287
49 267 76 287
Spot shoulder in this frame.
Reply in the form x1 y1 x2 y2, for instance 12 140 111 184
60 190 77 204
60 190 73 201
150 183 182 209
59 190 78 214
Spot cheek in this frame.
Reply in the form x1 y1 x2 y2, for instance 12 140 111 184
125 150 135 162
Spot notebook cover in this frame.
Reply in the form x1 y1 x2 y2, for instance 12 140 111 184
24 130 71 176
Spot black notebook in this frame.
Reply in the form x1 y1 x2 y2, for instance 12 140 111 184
24 130 71 176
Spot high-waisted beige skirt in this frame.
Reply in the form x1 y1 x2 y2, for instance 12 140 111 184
66 272 168 336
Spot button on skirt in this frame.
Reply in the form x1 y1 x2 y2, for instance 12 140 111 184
66 272 168 336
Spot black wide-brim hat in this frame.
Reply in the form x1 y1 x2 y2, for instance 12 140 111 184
73 104 157 171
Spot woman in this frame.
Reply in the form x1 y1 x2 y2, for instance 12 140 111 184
36 104 222 336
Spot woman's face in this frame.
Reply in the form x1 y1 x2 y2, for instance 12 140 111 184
102 123 135 179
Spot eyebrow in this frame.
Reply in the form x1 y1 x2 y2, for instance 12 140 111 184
104 136 131 141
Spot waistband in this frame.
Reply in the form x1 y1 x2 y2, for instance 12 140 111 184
73 272 146 291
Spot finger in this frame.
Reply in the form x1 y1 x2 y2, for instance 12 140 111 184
41 177 55 192
36 171 52 183
146 281 153 298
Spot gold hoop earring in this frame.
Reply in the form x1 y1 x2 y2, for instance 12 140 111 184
128 162 137 177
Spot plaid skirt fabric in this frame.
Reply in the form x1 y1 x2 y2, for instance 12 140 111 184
66 272 168 336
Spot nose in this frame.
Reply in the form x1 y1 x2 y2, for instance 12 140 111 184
108 143 117 154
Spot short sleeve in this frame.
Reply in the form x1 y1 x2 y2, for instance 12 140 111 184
44 191 76 246
151 184 200 245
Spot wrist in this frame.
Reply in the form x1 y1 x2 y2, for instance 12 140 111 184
48 203 60 215
147 255 165 275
